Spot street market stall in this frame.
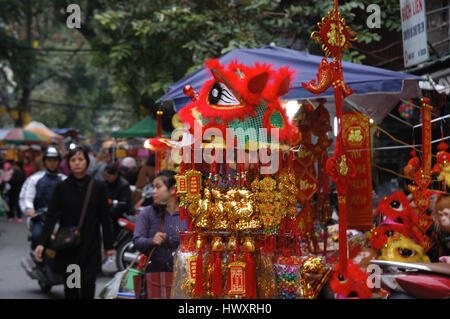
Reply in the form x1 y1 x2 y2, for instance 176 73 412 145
105 1 450 300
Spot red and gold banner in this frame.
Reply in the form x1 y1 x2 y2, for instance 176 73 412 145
296 171 319 204
276 256 303 266
228 262 246 295
342 112 373 230
176 175 188 193
421 98 433 174
408 98 434 252
186 256 198 284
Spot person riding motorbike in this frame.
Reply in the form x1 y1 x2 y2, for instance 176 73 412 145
19 146 67 249
104 163 134 241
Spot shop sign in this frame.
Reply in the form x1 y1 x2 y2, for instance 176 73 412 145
400 0 429 68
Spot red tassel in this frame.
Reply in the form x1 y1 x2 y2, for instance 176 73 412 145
180 205 186 222
213 252 222 296
338 202 348 277
194 251 203 297
187 215 193 232
245 252 256 299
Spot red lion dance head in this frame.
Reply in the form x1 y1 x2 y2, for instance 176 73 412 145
371 191 425 250
179 59 301 146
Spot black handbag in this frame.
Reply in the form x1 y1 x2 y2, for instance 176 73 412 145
53 180 94 251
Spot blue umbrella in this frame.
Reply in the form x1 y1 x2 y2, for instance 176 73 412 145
160 46 423 123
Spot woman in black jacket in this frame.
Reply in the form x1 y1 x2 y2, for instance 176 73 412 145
34 146 114 299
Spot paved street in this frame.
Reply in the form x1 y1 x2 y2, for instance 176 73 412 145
0 216 115 299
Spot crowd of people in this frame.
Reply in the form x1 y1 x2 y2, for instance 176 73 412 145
0 145 156 223
0 144 181 299
3 143 448 300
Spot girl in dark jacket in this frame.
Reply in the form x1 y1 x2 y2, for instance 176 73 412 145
133 170 187 272
34 146 114 299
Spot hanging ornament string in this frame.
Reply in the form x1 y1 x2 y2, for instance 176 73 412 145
207 150 214 187
215 155 219 187
227 163 233 188
288 149 294 173
240 161 247 187
333 0 350 277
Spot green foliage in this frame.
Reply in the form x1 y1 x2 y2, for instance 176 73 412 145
85 0 402 117
0 0 403 135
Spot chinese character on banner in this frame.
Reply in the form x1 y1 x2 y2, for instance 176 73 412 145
228 262 246 296
342 112 373 230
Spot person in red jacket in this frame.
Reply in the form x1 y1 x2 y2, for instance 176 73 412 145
22 156 35 178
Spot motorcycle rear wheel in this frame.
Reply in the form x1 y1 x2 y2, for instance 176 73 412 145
116 240 139 271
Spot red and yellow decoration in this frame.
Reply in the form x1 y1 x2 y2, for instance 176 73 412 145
303 0 360 295
342 112 373 230
403 98 435 252
432 141 450 189
310 7 358 58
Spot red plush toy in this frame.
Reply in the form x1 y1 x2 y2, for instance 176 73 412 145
179 59 301 146
329 261 372 299
370 191 428 250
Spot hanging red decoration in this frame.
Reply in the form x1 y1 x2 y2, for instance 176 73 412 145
403 149 421 178
432 141 450 188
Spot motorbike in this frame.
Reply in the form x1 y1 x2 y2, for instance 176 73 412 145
131 184 153 214
369 260 450 299
20 208 64 293
114 215 139 271
113 185 153 271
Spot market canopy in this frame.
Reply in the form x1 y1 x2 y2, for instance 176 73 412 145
0 128 45 144
25 121 62 142
112 116 170 138
160 45 423 124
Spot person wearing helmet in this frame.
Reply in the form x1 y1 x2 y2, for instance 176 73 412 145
118 156 138 186
19 145 67 248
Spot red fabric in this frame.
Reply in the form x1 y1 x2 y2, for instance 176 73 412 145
371 191 425 249
245 252 256 299
194 251 203 297
329 262 372 299
213 252 223 296
145 272 173 299
179 58 300 145
23 164 35 178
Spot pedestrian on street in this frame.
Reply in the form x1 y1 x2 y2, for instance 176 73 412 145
22 156 35 178
119 156 138 186
34 145 114 299
133 154 155 204
103 163 134 240
19 146 67 248
91 150 108 182
133 170 187 273
0 161 21 222
0 162 14 217
7 161 26 222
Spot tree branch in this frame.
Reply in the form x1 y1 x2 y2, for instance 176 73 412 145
30 38 86 90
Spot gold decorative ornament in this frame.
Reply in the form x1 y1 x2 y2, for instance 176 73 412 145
310 8 358 58
226 235 238 252
212 236 225 252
